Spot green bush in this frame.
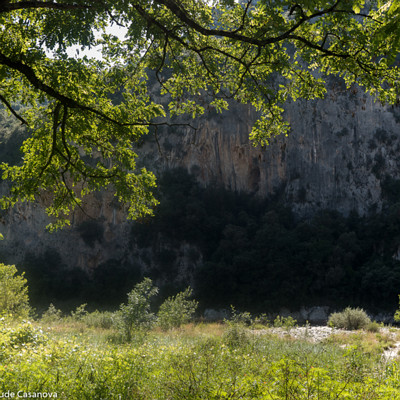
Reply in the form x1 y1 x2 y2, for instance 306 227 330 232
223 322 249 348
253 313 269 327
0 263 30 318
158 287 198 330
229 306 253 326
70 303 88 321
7 321 47 347
273 315 297 330
115 278 158 341
41 303 63 323
328 307 371 330
394 295 400 323
222 306 252 347
365 321 382 333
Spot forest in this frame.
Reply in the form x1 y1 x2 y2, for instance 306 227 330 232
8 166 400 314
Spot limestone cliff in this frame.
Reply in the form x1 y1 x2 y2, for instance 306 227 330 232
140 82 400 217
0 81 399 286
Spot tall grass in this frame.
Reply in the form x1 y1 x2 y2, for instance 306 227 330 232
0 317 399 399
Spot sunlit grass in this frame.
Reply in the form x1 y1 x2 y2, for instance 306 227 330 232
324 329 399 356
1 317 400 399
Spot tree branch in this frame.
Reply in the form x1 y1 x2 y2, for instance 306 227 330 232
135 0 353 64
0 50 200 132
60 104 73 172
106 9 125 27
0 51 115 120
153 0 354 50
0 1 90 13
288 34 349 58
231 0 253 34
37 102 60 179
0 94 28 125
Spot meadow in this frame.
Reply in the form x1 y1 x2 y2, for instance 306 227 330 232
1 314 400 400
1 266 400 399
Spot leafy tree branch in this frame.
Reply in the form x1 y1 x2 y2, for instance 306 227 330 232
0 0 399 226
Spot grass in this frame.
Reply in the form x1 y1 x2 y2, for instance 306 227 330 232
324 329 399 356
1 317 400 399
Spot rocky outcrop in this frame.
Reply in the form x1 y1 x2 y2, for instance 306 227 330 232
141 81 400 217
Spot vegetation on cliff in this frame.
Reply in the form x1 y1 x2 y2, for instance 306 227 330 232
11 168 400 313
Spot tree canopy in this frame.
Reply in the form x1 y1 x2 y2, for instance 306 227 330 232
0 0 399 228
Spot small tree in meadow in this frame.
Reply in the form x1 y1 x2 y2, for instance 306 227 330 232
41 303 63 323
116 278 158 341
0 263 30 318
158 287 198 331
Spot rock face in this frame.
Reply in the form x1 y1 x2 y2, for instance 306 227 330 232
0 80 400 284
141 82 400 217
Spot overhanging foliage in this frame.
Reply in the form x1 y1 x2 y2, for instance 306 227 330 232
0 0 399 227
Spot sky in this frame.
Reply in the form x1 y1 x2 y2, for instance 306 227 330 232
65 24 128 60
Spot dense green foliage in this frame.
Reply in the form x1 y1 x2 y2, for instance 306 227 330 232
41 303 63 324
0 263 30 318
133 169 400 312
0 317 400 399
13 168 400 313
0 0 399 224
328 307 372 330
115 278 159 341
158 287 198 330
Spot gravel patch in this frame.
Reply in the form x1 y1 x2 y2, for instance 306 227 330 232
254 326 352 343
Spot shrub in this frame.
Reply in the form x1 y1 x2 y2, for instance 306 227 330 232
252 313 270 328
41 303 63 323
229 306 253 326
7 321 47 347
70 303 88 321
158 287 198 330
273 315 297 330
366 321 382 333
222 306 252 347
223 322 249 348
394 295 400 323
115 278 158 341
0 263 30 318
328 307 371 330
